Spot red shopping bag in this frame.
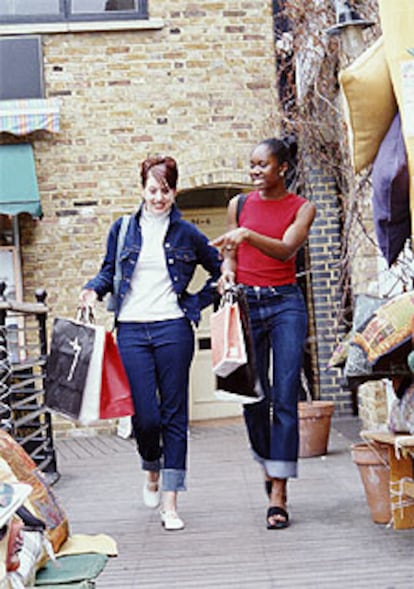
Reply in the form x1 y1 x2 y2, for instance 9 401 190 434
210 295 247 378
78 328 134 425
100 331 134 419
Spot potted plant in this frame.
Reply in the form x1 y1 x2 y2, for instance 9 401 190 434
298 374 335 458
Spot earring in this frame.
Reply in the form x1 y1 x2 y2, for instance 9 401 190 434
279 172 285 177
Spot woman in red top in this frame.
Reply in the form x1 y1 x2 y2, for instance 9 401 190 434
212 138 316 529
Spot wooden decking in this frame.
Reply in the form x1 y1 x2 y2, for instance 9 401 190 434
53 417 414 589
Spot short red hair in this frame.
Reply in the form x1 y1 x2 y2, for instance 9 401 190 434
140 155 178 190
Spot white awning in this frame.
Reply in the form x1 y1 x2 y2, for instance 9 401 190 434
0 98 60 135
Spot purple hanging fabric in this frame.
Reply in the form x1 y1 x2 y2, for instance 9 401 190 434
371 112 411 266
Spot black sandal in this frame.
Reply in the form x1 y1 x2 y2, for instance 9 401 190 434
266 506 289 529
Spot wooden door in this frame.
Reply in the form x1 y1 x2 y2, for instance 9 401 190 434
182 207 242 421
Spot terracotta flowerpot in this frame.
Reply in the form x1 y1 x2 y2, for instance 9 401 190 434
298 400 335 458
351 442 391 524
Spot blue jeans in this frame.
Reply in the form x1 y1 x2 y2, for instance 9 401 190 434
242 284 307 479
117 318 194 492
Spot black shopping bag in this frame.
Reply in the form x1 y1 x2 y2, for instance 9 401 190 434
214 286 263 404
45 317 96 420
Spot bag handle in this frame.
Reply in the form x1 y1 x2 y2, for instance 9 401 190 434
220 284 239 307
76 305 95 324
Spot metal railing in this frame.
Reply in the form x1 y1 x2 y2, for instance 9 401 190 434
0 283 59 484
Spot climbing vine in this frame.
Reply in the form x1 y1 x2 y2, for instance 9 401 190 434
273 0 412 336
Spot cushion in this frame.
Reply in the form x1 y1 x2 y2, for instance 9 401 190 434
327 330 353 369
328 295 384 370
35 554 108 586
388 380 414 434
0 431 69 554
353 290 414 364
7 530 45 587
339 36 397 173
372 113 411 266
57 534 118 558
343 295 385 385
377 0 414 249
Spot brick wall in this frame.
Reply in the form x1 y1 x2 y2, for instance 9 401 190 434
358 381 389 431
6 1 381 432
10 2 280 433
17 1 278 325
307 168 351 414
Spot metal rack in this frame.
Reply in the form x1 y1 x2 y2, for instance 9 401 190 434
0 283 59 484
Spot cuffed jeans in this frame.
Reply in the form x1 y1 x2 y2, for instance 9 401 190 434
117 318 194 492
242 284 307 479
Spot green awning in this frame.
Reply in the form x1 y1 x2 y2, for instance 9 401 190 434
0 143 42 218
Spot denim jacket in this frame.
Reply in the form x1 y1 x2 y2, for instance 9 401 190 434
84 204 222 325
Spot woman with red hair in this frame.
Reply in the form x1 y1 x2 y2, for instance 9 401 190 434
80 155 221 530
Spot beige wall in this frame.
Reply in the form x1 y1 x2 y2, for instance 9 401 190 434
16 1 279 331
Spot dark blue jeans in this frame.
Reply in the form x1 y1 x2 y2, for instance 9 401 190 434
242 284 307 479
117 318 194 492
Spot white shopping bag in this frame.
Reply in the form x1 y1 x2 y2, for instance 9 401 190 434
210 298 247 378
77 323 106 425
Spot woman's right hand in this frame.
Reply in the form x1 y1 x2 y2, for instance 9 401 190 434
79 289 98 309
210 227 249 252
217 270 235 295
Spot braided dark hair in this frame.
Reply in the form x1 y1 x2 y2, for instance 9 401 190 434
258 135 297 165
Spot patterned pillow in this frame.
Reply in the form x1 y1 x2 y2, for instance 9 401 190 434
353 291 414 364
0 431 69 554
7 530 46 588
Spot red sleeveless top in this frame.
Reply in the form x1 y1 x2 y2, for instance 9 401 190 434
236 191 307 287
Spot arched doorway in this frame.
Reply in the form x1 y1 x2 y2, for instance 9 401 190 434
177 185 317 421
177 186 244 421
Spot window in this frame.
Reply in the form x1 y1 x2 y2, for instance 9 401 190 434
0 216 22 301
0 36 44 99
0 0 148 22
2 1 60 16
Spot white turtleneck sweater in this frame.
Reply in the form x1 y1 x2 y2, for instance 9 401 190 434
117 207 184 322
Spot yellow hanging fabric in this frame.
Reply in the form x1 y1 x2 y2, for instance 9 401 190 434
377 0 414 241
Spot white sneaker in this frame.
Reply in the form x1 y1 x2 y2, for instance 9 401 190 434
160 509 185 531
142 481 160 509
